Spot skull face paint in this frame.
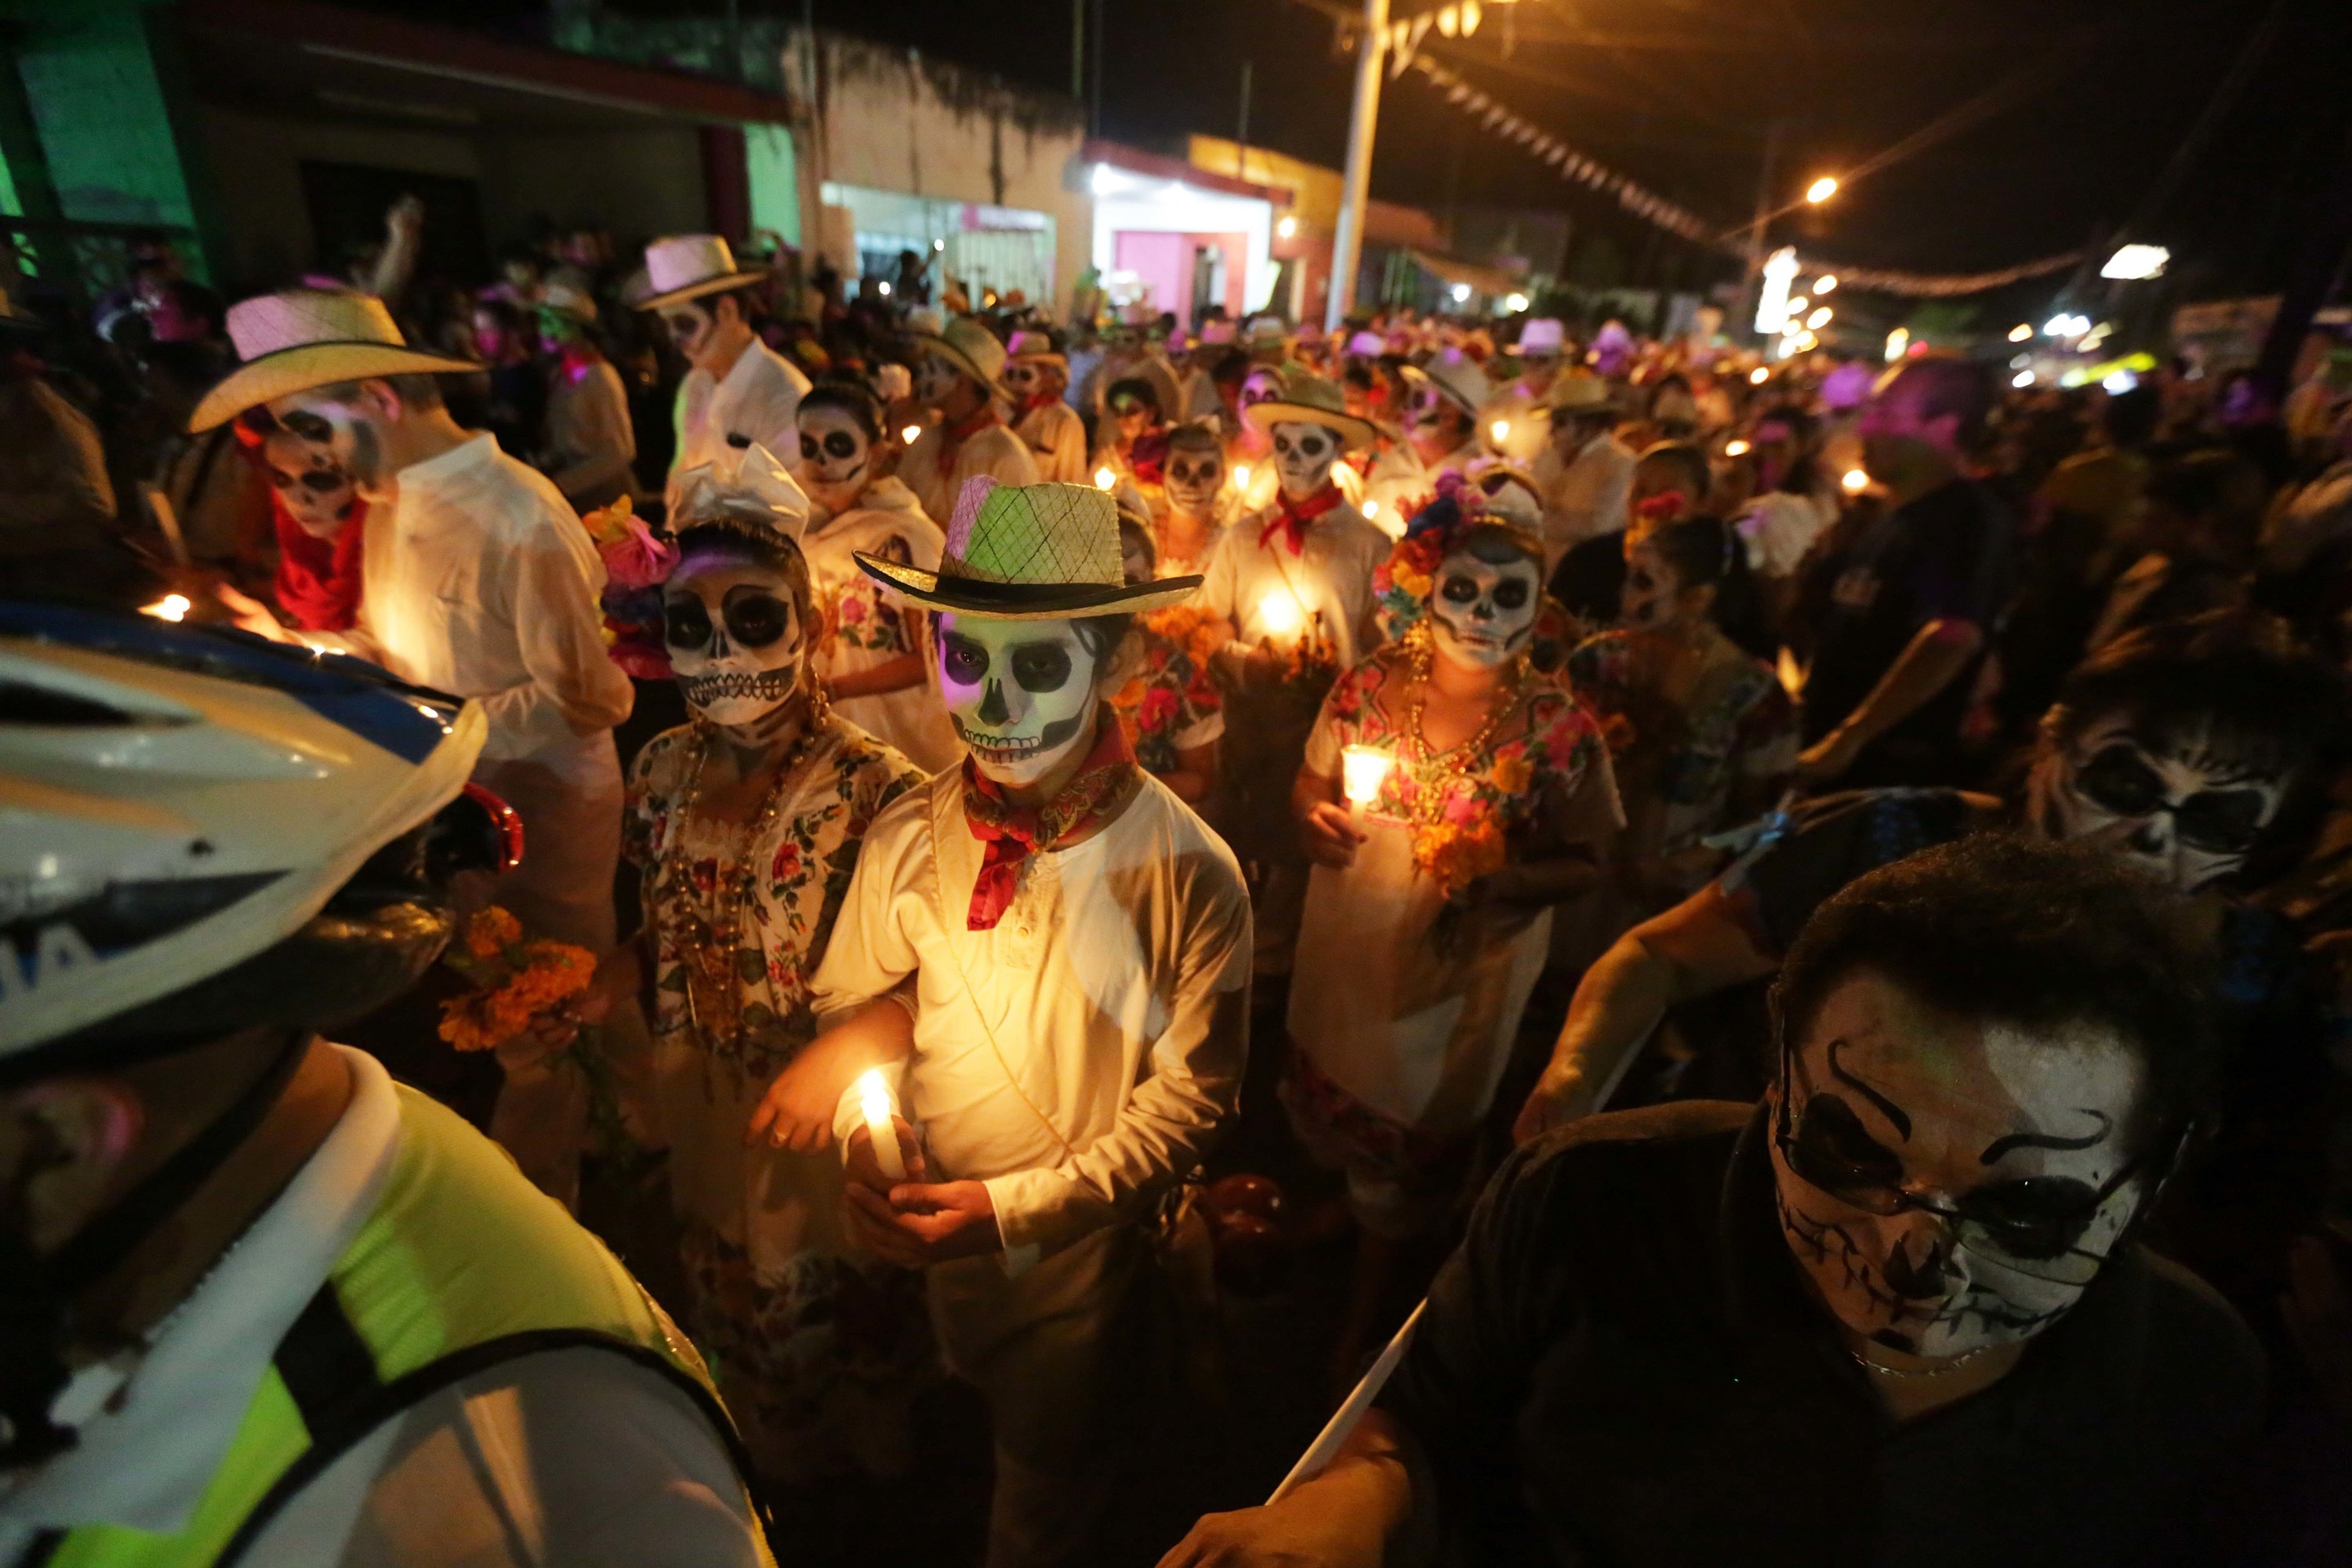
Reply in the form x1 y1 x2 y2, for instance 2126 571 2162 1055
795 404 873 514
938 613 1106 788
1270 421 1341 502
1428 544 1541 668
659 302 714 363
1620 536 1686 631
2026 713 2285 893
663 556 807 728
1235 367 1285 456
270 393 390 500
262 430 358 539
1163 443 1225 515
914 350 967 410
1769 970 2153 1360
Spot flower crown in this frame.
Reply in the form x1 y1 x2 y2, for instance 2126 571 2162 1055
1370 471 1544 634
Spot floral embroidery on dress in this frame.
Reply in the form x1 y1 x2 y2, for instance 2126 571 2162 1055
1112 604 1225 777
823 532 918 656
624 719 924 1080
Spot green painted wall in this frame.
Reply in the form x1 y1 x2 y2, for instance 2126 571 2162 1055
746 121 799 248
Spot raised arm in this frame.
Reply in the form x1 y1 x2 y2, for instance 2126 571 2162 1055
1511 881 1777 1142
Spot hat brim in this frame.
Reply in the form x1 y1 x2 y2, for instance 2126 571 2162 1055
909 330 1007 394
1008 351 1069 372
188 341 482 432
636 267 771 313
855 554 1202 620
1397 363 1483 417
1241 400 1377 452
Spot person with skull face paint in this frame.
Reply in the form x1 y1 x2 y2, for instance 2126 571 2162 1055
1516 612 2349 1341
1565 510 1795 909
1110 508 1226 803
1361 351 1492 533
194 288 634 967
1228 360 1367 514
747 478 1253 1568
610 441 940 1497
899 316 1040 527
639 236 811 522
789 380 964 773
1161 838 2264 1568
248 418 369 632
1199 368 1391 975
1282 474 1620 1386
1157 420 1233 577
1004 330 1088 485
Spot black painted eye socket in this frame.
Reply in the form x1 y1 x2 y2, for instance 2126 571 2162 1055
1439 575 1481 604
1627 569 1657 593
664 598 713 650
723 591 794 649
798 433 822 462
1241 383 1278 405
1788 1094 1907 1198
1297 435 1328 458
1960 1178 2104 1260
2076 746 2166 817
1011 642 1074 693
1494 579 1531 610
2172 787 2269 855
270 467 348 495
281 410 335 444
821 430 860 460
942 636 989 685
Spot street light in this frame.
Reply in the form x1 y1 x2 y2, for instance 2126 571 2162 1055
1806 307 1832 329
2008 324 2033 343
1813 274 1838 294
1277 215 1298 240
2100 244 2170 281
1806 176 1839 204
1450 283 1472 304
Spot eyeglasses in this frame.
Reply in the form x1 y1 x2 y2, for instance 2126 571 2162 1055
2072 744 2270 855
1774 1040 2141 1284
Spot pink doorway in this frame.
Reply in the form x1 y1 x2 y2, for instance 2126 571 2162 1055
1113 230 1187 318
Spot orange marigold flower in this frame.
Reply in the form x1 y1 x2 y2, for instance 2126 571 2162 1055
463 906 524 961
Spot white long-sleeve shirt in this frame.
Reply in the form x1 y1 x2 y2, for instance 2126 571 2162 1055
310 434 632 768
1198 499 1392 673
1014 399 1089 485
1534 432 1637 575
666 338 812 513
813 768 1253 1261
901 417 1040 527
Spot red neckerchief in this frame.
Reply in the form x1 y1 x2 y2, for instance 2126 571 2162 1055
1260 484 1346 556
1020 390 1062 416
960 709 1138 931
938 405 1001 476
1130 428 1171 486
1633 489 1689 523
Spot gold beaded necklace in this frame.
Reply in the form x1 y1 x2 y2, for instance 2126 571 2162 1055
1399 626 1527 833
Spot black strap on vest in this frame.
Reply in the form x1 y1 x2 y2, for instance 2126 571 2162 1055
216 1285 778 1566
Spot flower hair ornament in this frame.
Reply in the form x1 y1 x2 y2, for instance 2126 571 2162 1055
1370 470 1545 636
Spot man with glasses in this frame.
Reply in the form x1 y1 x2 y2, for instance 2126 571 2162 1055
1162 836 2262 1566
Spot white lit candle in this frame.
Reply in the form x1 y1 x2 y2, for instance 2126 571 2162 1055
1257 590 1305 644
1094 466 1117 491
1489 419 1511 444
856 1068 906 1181
900 424 923 445
141 593 191 622
1233 463 1251 491
1341 744 1393 810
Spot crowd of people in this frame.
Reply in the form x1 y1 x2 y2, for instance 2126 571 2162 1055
4 201 2352 1568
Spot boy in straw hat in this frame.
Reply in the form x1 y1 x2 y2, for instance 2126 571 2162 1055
902 316 1041 525
1004 328 1087 484
1198 365 1389 976
747 477 1252 1567
637 234 811 518
197 286 633 968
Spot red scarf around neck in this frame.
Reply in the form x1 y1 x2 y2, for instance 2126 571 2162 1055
937 404 1002 475
1260 484 1346 556
960 707 1138 931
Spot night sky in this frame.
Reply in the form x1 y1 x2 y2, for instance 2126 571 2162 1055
396 0 2352 299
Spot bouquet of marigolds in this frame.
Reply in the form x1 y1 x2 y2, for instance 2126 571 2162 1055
439 907 630 1156
1413 817 1508 898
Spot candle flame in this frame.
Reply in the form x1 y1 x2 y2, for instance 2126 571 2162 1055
142 593 192 622
1094 466 1116 491
856 1068 893 1125
1232 464 1251 490
900 424 922 445
1341 744 1393 807
1257 590 1305 640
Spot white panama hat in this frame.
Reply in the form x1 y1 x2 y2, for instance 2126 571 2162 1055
187 288 478 434
636 234 771 313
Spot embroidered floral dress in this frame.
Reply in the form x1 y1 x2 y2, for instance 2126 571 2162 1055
1282 641 1617 1234
799 475 964 774
623 716 935 1483
1565 628 1798 895
1110 604 1226 779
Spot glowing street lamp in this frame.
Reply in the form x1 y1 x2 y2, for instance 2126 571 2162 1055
2100 244 2170 281
1805 176 1839 204
2008 323 2034 343
1806 307 1832 330
1813 274 1838 295
1277 215 1298 240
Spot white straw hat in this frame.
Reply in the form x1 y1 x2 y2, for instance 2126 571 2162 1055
636 234 771 313
911 315 1010 391
856 477 1200 619
1240 367 1378 452
1400 351 1492 418
187 289 478 433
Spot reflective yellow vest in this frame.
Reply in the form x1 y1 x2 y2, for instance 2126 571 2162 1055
32 1083 773 1567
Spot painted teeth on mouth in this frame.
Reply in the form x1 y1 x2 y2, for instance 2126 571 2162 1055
681 669 795 700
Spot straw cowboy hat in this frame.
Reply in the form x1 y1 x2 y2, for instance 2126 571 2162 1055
187 288 477 433
635 234 771 313
535 281 598 324
1006 328 1067 372
1515 317 1566 358
1242 367 1377 452
1399 352 1492 419
911 315 1009 391
1546 368 1626 418
857 477 1200 620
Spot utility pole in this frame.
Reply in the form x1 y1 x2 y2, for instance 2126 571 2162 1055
1327 0 1389 331
1071 0 1083 101
1236 59 1253 177
1090 0 1104 140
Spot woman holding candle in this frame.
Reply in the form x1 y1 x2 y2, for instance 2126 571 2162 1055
601 441 938 1498
1111 509 1225 803
1285 473 1621 1388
